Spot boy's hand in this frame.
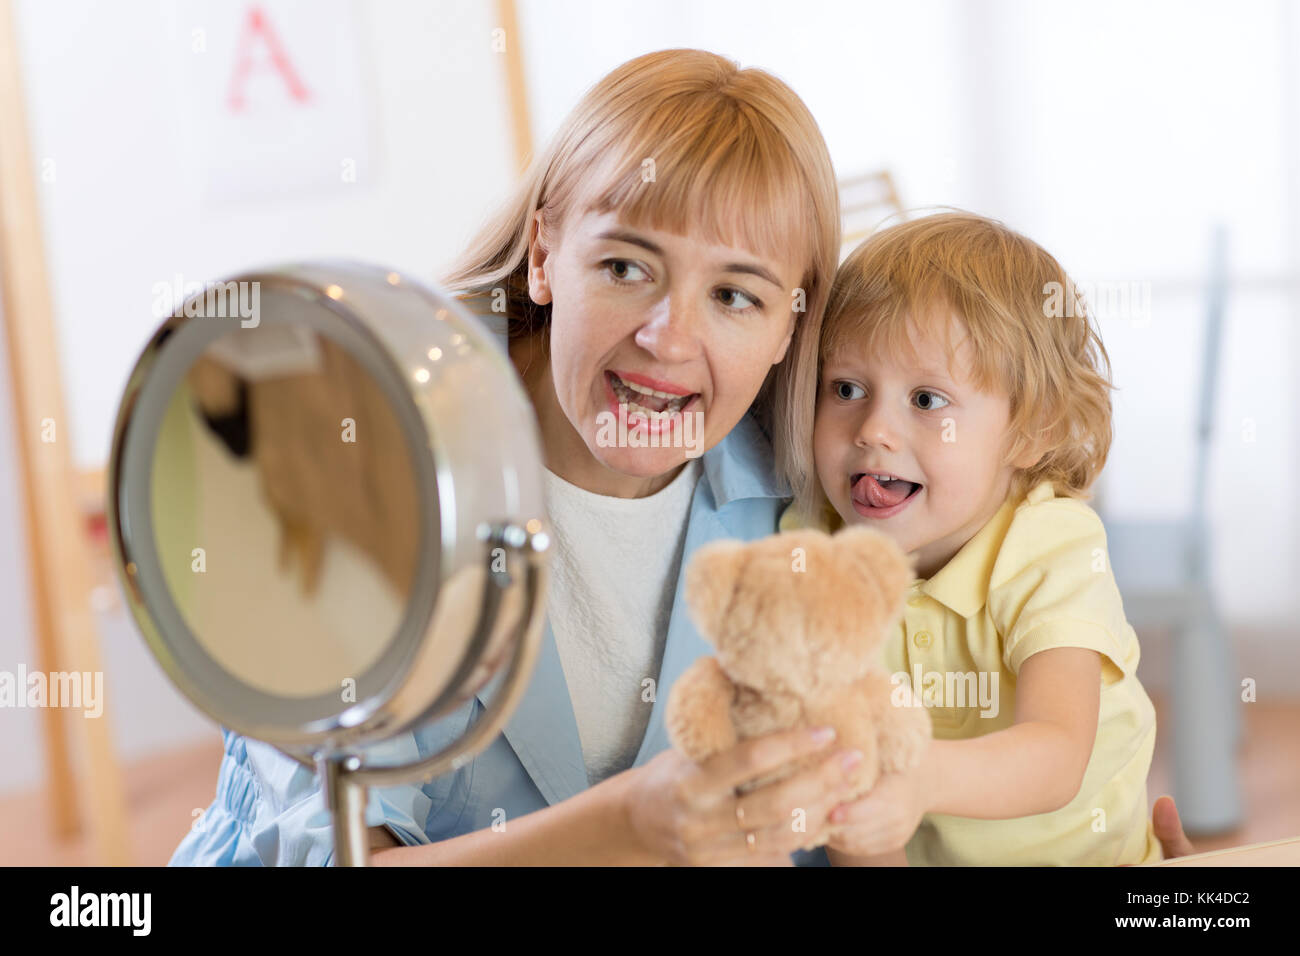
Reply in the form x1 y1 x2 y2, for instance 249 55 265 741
825 739 934 857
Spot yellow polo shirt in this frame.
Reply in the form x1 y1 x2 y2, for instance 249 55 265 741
780 479 1163 866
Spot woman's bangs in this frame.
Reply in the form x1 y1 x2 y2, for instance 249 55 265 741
578 108 813 277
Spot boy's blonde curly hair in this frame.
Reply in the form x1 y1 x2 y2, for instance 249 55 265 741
778 210 1116 525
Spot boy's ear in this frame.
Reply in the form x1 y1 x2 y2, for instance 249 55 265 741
1012 439 1045 470
527 210 553 306
1008 411 1050 470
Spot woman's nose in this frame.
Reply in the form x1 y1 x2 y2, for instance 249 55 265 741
633 295 703 364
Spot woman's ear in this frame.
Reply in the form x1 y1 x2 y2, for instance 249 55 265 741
527 210 553 306
772 314 796 365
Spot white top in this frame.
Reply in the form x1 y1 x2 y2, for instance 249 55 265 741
541 458 702 786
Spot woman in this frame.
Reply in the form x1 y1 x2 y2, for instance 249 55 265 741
173 48 852 867
171 49 1195 867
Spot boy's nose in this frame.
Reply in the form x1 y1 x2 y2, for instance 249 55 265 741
855 398 901 451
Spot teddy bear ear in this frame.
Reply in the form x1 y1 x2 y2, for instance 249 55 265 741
683 539 748 643
833 525 915 597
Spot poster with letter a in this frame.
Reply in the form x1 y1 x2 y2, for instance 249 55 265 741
169 0 372 205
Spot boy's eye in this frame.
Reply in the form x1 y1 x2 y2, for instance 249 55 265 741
914 390 949 411
834 381 865 400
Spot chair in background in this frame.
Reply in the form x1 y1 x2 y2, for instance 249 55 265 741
1096 224 1243 834
838 169 904 260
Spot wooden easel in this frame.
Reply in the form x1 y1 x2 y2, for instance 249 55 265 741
496 0 533 173
0 0 129 863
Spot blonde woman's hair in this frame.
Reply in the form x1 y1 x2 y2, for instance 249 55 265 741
440 48 840 449
779 210 1116 524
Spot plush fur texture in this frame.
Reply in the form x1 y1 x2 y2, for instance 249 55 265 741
665 524 933 850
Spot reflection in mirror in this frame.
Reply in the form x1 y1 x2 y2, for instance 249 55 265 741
150 324 419 698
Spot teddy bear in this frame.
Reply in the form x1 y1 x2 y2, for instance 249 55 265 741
665 523 932 852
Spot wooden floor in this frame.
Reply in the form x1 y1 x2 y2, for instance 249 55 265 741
2 694 1298 866
1 730 226 866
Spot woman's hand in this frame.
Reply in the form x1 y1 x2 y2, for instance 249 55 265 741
824 738 935 859
624 727 862 866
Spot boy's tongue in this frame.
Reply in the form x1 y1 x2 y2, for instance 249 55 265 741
853 474 914 508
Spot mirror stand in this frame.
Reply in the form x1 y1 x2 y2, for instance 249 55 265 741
312 519 549 866
319 754 370 866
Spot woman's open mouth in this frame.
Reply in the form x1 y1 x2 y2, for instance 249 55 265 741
850 473 923 518
605 371 700 422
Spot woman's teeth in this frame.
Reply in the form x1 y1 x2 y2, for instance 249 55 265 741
609 373 695 418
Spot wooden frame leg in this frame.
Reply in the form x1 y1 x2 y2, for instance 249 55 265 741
0 0 129 864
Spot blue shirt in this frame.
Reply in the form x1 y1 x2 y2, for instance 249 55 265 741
169 313 829 866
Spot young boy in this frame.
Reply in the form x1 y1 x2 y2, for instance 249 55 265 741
778 212 1163 866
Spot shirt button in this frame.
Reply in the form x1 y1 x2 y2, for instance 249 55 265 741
912 631 932 649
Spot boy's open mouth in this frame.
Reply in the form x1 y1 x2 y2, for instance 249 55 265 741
606 371 699 418
851 473 923 510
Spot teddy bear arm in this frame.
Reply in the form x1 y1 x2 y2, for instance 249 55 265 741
665 656 738 764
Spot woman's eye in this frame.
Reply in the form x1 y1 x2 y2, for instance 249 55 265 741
716 287 761 312
604 259 648 282
915 390 949 411
834 381 865 400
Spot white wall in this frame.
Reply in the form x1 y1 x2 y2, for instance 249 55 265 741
0 0 517 794
935 0 1300 637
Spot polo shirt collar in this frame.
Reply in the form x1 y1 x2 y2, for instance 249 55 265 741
919 479 1055 618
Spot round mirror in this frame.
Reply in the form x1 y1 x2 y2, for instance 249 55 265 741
107 261 550 863
152 323 420 700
